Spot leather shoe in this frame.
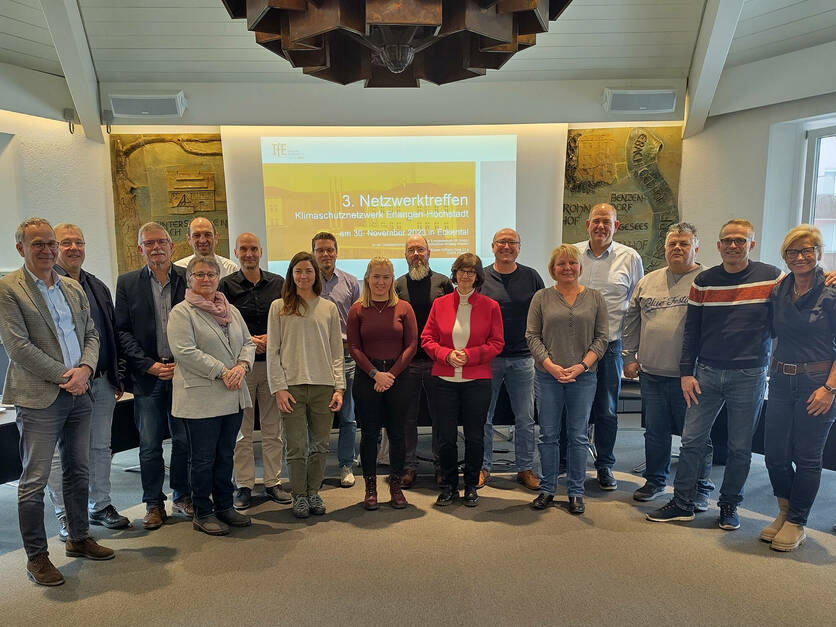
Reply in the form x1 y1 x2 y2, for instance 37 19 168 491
233 487 251 510
216 508 252 527
27 554 64 586
65 537 115 560
89 505 130 529
477 468 490 489
193 515 230 536
597 468 617 491
463 487 479 507
57 514 68 542
516 470 541 491
172 497 194 517
400 468 417 489
143 506 167 530
568 496 585 515
264 485 292 505
389 475 408 509
530 493 554 510
435 488 457 507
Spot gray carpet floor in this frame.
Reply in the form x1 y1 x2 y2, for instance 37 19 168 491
1 423 835 626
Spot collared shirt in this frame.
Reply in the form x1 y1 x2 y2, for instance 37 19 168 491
219 268 284 362
25 265 81 368
771 267 836 365
574 240 644 341
149 265 174 360
320 268 360 341
174 253 238 278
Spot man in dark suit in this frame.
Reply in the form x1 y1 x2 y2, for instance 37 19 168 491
0 217 114 587
115 222 190 530
46 223 130 539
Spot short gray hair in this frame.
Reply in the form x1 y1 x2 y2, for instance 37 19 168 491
15 217 53 244
186 254 220 278
137 221 172 246
54 223 84 238
666 222 699 248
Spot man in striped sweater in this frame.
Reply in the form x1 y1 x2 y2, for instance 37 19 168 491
647 219 779 531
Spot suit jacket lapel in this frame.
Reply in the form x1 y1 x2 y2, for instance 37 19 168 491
18 268 60 342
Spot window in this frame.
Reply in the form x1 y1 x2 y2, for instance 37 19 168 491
802 126 836 270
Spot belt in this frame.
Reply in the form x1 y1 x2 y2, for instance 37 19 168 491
771 360 832 376
370 358 397 372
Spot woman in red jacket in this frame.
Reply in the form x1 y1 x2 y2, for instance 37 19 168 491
421 253 504 507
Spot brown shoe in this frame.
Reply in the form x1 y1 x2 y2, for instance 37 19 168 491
26 554 64 586
389 475 408 509
363 476 379 511
516 470 541 491
172 497 194 517
143 506 167 530
477 468 490 489
400 468 417 489
66 537 115 561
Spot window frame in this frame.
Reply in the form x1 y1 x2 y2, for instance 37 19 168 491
802 124 836 223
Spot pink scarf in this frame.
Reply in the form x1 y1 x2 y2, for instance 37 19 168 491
185 289 232 327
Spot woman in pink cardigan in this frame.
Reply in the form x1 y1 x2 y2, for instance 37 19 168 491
421 253 504 507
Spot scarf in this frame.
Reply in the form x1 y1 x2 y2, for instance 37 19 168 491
185 288 232 327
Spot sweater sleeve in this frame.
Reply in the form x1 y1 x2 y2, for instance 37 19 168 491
346 303 375 376
266 300 287 393
329 303 346 390
679 280 703 376
589 290 609 359
525 290 550 366
389 302 417 378
621 282 642 365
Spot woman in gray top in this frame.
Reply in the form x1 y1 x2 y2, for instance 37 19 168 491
526 244 608 514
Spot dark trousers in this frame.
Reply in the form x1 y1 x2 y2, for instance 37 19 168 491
431 378 492 490
401 358 438 469
182 411 243 519
353 363 417 477
17 390 92 558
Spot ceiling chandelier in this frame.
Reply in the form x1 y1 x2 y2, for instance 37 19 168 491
221 1 573 87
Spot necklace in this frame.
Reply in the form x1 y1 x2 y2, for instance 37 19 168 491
793 284 812 297
372 301 387 314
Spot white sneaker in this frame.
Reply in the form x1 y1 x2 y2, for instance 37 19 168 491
340 465 355 488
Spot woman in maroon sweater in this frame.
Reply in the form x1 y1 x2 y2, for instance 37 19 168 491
421 253 504 507
347 257 418 510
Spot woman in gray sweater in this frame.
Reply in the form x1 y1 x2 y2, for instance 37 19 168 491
526 244 608 514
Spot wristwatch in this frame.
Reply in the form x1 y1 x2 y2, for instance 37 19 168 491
824 384 835 395
369 368 379 378
581 362 590 372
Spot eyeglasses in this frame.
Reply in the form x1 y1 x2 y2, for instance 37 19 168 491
141 239 170 248
785 246 817 259
191 272 218 280
719 237 749 247
406 247 427 254
493 240 520 247
457 269 477 276
58 239 85 248
28 240 59 250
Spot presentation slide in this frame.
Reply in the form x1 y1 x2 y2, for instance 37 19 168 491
260 135 517 278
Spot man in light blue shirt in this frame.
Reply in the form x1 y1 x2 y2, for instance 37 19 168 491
574 203 644 490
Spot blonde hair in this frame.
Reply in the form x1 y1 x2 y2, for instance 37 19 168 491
780 224 823 258
548 244 582 281
360 257 398 308
720 219 755 238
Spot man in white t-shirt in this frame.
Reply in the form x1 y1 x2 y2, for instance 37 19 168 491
174 216 238 278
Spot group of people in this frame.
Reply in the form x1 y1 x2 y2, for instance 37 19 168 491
1 204 833 588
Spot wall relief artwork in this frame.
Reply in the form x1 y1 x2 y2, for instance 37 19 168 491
110 134 228 273
562 126 682 271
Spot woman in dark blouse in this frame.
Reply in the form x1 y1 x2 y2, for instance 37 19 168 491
347 257 418 510
762 225 836 551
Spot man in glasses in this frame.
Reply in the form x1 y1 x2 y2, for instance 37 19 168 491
0 217 113 586
395 234 454 486
115 222 191 530
174 216 238 278
647 218 780 531
46 224 129 541
478 228 544 491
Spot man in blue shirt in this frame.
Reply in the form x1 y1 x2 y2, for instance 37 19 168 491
313 232 360 487
0 217 113 587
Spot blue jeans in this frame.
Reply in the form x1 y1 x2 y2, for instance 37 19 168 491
182 411 243 519
133 378 190 507
336 354 357 468
764 369 836 525
483 356 537 473
47 377 118 515
673 362 767 511
535 369 597 497
17 390 92 558
592 339 622 470
640 372 713 494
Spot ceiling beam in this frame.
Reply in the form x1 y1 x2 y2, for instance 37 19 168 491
682 0 743 139
40 0 103 143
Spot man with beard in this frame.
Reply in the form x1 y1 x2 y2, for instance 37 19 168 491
394 235 453 486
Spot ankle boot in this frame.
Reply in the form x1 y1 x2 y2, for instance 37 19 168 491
363 476 378 510
389 474 408 509
760 497 789 542
771 521 806 552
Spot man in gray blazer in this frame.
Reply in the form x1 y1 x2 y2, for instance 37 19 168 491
0 217 114 587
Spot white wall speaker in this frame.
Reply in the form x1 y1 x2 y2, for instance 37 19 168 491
109 91 188 118
602 89 677 114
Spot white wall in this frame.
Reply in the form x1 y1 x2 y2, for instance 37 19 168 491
680 91 836 269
